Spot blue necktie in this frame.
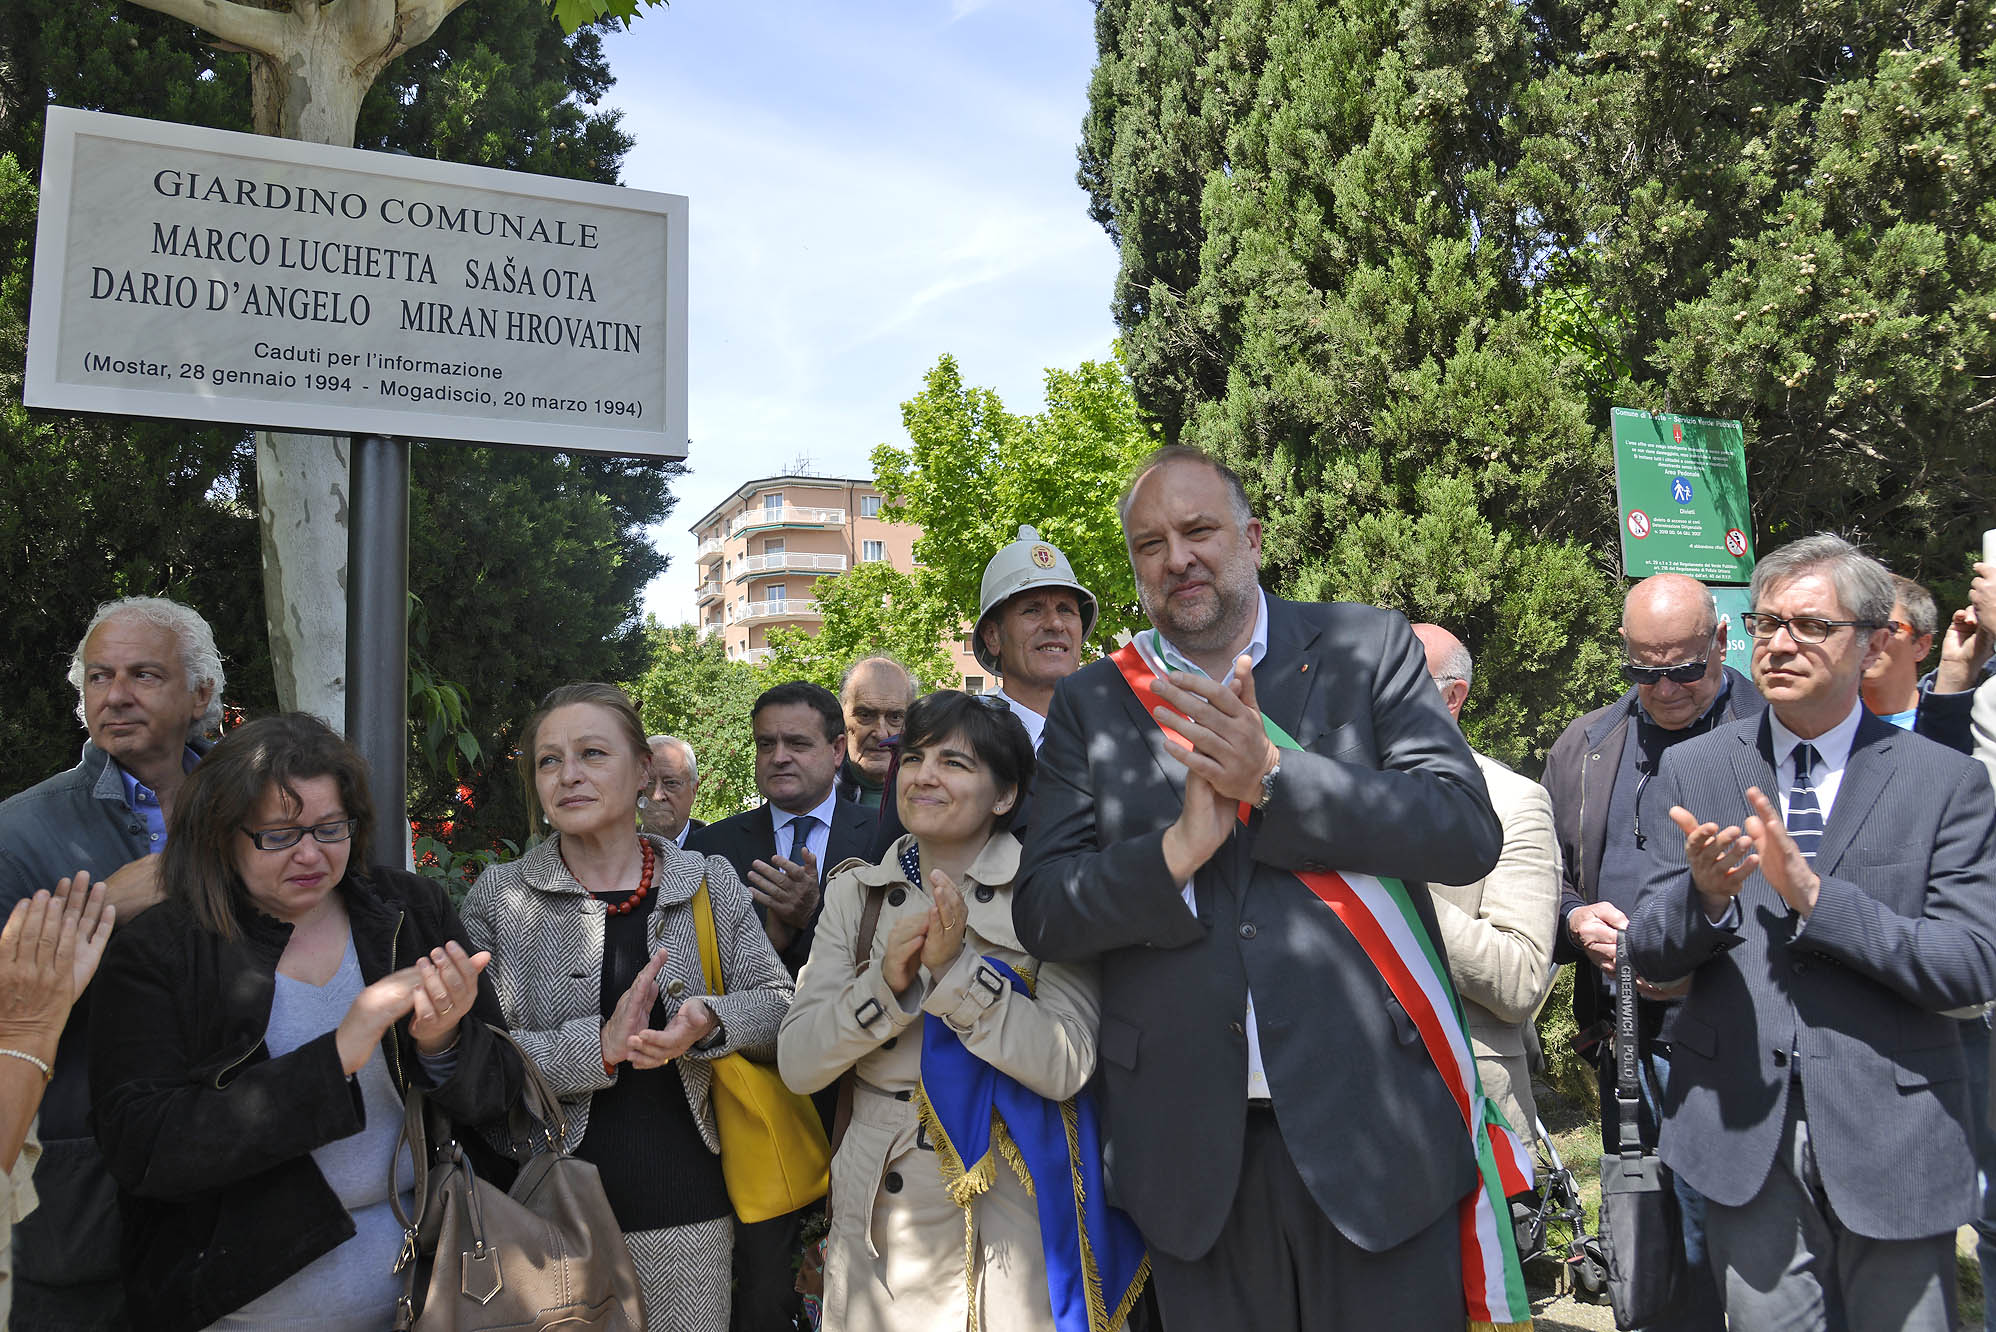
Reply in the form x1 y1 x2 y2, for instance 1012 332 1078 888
1786 742 1823 861
785 814 817 866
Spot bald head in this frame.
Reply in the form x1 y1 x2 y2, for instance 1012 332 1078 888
1620 574 1727 729
840 657 918 783
1412 622 1472 723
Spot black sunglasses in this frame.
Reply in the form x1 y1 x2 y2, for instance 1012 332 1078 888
1620 658 1711 687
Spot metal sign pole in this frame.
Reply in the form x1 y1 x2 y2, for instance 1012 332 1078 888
346 435 410 870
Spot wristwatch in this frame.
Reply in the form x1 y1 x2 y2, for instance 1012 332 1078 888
1254 760 1281 811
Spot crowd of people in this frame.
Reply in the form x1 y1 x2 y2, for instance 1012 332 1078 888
0 443 1991 1332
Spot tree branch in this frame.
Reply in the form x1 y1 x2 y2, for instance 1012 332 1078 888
374 0 476 64
124 0 291 57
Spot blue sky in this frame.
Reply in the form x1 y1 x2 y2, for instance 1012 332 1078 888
598 1 1123 626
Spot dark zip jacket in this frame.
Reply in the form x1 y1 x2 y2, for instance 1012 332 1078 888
87 866 523 1332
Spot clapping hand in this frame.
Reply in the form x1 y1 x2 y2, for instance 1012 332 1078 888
1158 654 1268 881
406 941 490 1055
335 943 491 1075
919 869 969 975
600 948 719 1070
1669 804 1760 922
1741 787 1820 916
880 914 928 997
0 877 113 1047
747 849 820 948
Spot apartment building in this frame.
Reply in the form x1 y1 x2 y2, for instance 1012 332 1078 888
690 473 986 688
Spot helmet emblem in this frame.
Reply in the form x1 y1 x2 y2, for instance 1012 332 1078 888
1030 545 1057 569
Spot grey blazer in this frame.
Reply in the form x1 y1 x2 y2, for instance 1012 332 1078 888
1627 709 1996 1239
1013 598 1503 1261
462 833 793 1153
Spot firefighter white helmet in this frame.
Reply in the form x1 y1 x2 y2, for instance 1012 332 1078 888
972 526 1099 675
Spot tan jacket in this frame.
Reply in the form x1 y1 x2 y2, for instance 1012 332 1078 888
1428 753 1561 1132
778 832 1099 1332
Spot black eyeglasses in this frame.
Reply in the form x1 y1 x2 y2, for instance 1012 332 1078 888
1621 658 1711 687
240 818 358 852
1740 612 1883 645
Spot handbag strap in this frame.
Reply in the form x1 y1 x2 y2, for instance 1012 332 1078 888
830 882 891 1158
692 876 726 996
388 1025 570 1238
1614 928 1643 1158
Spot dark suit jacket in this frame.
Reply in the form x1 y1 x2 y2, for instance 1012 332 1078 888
687 797 876 976
1013 598 1503 1261
1627 709 1996 1239
1540 667 1764 1042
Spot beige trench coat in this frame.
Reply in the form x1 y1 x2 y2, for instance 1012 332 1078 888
778 832 1100 1332
1426 752 1562 1136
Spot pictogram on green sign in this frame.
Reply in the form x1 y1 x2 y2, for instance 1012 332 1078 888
1611 407 1754 582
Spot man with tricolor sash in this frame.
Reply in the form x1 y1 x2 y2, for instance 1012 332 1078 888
1015 446 1531 1331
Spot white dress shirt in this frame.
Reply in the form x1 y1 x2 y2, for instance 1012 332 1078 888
1133 589 1274 1101
1768 699 1864 826
771 789 838 878
990 687 1048 751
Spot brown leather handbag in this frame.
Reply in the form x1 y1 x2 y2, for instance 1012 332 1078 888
390 1027 647 1331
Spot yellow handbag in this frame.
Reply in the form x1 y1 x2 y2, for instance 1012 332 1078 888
691 878 832 1223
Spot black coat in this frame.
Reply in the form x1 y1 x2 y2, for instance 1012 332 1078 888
687 797 877 976
1014 598 1503 1261
88 867 523 1332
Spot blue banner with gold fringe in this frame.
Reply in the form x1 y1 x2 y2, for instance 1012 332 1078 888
916 956 1149 1332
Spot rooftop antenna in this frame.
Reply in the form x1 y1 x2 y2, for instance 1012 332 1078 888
791 453 817 476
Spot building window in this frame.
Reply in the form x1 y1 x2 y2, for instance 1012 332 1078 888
861 495 882 518
964 676 984 694
862 540 886 563
763 537 784 554
764 492 783 511
766 584 786 603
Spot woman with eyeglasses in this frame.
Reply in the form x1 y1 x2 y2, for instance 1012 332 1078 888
779 689 1146 1332
86 713 524 1332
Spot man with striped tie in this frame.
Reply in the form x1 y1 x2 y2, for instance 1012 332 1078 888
1628 532 1996 1332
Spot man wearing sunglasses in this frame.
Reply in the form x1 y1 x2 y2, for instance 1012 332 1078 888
1542 572 1753 1331
1627 533 1996 1330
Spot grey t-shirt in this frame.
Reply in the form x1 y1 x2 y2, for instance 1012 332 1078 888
207 936 413 1331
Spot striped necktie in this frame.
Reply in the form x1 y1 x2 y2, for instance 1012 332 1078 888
1787 742 1823 861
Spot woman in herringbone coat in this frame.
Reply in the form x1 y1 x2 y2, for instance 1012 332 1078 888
463 683 792 1332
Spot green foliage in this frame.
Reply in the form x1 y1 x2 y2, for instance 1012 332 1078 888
871 353 1161 656
1080 0 1993 766
0 153 277 795
1081 0 1623 768
1506 0 1996 594
548 0 668 36
760 562 961 696
628 621 763 823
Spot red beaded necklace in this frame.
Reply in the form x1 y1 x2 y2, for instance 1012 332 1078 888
582 837 655 916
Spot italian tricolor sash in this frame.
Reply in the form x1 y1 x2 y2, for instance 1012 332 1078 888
1111 643 1533 1332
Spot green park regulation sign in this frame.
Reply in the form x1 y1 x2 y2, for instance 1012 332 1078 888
1611 407 1754 581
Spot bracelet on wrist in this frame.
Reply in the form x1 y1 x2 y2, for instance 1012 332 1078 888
0 1048 52 1082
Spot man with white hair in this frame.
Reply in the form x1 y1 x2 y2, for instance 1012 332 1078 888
1412 622 1560 1140
638 734 703 846
0 595 223 1329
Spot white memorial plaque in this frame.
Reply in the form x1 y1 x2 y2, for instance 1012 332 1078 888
26 107 687 456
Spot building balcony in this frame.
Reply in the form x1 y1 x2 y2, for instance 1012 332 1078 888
735 599 821 622
740 647 773 664
696 580 723 606
731 552 848 582
696 536 726 564
730 505 846 537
